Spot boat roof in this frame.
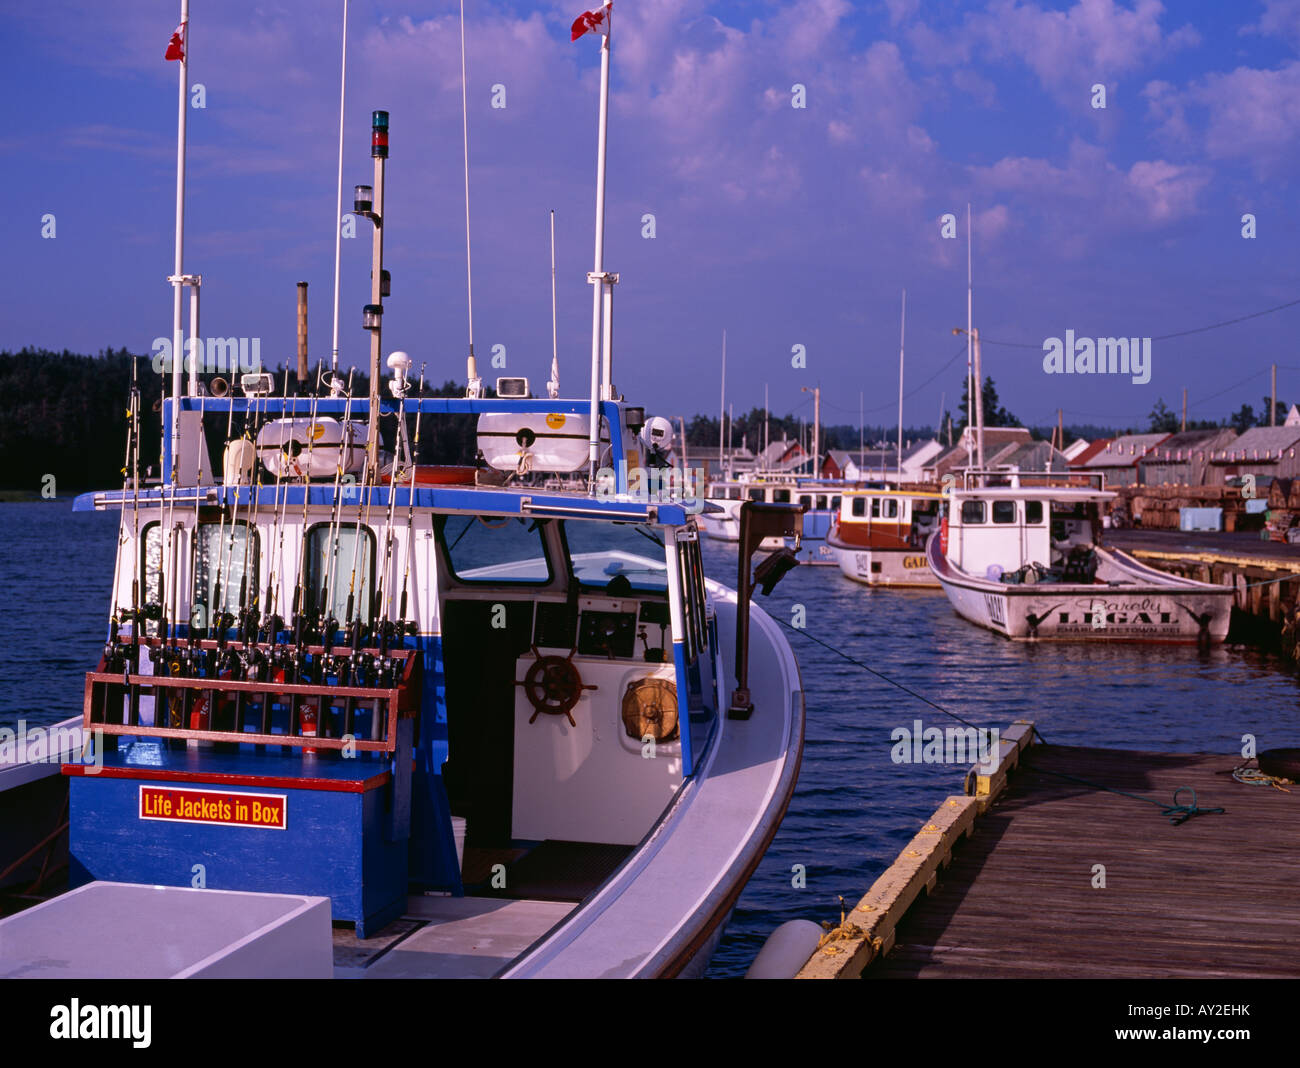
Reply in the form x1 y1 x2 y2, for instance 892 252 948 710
840 486 944 500
72 483 694 527
950 485 1115 503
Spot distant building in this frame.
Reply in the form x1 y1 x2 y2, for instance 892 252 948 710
822 439 942 482
1287 404 1300 428
922 427 1043 482
1071 433 1169 487
1205 426 1300 486
1138 428 1237 486
1061 438 1092 462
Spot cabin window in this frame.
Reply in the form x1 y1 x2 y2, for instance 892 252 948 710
437 514 552 586
773 489 791 503
816 495 828 510
799 495 813 510
139 521 163 636
852 498 866 517
1025 500 1044 524
561 521 669 593
961 500 986 524
871 498 881 518
302 523 374 624
191 521 260 629
748 488 765 501
831 496 841 512
882 499 899 519
992 501 1017 524
728 488 740 500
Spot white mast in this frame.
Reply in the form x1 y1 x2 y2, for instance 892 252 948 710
460 0 482 398
168 0 190 485
897 289 905 486
548 209 560 398
718 329 726 476
966 203 973 457
584 1 614 482
330 0 348 372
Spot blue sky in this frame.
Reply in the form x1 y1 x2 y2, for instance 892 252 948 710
3 0 1299 433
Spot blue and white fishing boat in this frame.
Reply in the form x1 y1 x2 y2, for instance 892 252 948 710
0 1 805 980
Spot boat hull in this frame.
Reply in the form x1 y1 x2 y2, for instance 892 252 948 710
827 533 939 588
927 535 1233 643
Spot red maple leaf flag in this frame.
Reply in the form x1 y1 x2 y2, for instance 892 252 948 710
570 2 610 41
165 22 186 62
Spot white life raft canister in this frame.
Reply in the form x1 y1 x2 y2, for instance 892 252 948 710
476 411 598 473
255 417 367 479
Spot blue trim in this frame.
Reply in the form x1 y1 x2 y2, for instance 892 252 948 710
672 639 694 777
73 483 688 526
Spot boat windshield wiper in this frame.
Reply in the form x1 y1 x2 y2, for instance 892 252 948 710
632 525 664 549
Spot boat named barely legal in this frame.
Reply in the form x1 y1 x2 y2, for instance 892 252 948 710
928 473 1233 642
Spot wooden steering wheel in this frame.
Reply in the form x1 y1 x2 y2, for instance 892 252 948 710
516 647 596 726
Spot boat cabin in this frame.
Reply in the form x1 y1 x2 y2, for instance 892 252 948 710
944 485 1115 582
833 488 941 550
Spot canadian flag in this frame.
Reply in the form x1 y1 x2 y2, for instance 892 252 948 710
570 2 610 41
165 22 186 62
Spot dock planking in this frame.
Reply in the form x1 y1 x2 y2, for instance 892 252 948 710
870 744 1300 979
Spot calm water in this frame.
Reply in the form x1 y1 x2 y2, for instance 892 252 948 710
4 500 1298 977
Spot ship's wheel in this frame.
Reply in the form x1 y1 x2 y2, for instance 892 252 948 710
517 647 596 727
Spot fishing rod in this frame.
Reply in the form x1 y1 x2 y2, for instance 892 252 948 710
207 379 240 679
105 359 139 674
318 369 356 660
213 385 260 653
286 363 325 730
373 357 413 642
394 366 427 641
377 363 426 691
259 368 294 651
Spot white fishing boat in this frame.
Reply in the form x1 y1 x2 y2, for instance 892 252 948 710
927 474 1232 642
701 476 840 564
826 486 942 588
0 1 806 980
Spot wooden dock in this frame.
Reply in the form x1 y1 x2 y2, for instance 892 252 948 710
798 722 1300 979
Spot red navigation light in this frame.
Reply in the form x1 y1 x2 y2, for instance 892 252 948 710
372 110 389 158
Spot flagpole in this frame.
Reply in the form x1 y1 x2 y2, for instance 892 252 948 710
586 1 612 483
330 0 348 373
460 0 482 398
548 209 560 398
897 288 905 486
169 0 189 486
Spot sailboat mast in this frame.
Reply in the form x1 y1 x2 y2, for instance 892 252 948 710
897 289 905 486
718 329 726 477
330 0 348 372
168 0 190 486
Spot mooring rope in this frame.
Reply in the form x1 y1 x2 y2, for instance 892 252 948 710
1021 764 1225 825
774 618 1027 739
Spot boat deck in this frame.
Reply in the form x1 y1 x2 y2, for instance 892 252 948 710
334 897 574 978
800 729 1300 979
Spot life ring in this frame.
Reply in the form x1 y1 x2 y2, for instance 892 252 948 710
516 648 596 727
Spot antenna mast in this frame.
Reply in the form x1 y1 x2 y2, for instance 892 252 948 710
330 0 348 371
460 0 482 398
548 209 560 398
897 289 905 486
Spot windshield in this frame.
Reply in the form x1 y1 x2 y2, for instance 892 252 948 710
560 521 669 594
